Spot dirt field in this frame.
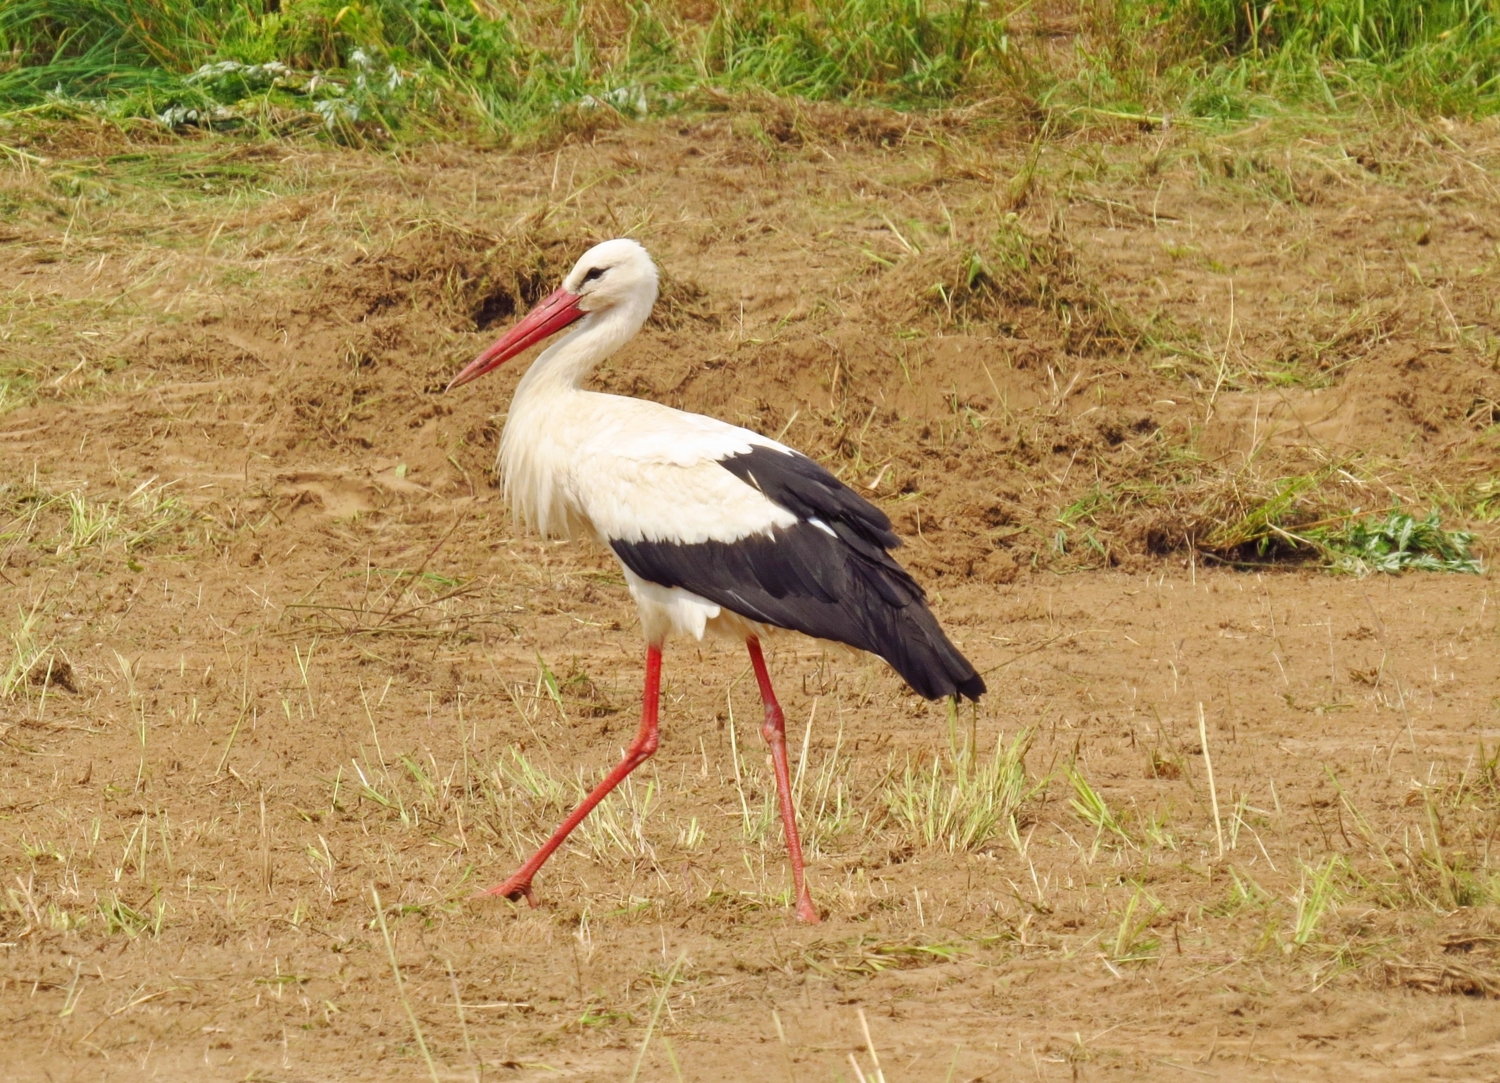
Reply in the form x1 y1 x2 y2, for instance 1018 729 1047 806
4 106 1500 1080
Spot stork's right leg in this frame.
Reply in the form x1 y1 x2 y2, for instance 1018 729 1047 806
747 637 820 924
483 644 662 905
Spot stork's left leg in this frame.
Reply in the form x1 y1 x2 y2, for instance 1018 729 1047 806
482 643 663 906
747 637 820 924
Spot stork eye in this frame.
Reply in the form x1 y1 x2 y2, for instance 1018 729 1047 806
581 266 606 284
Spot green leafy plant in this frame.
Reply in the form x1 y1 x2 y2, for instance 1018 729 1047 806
1289 854 1345 949
1311 509 1481 575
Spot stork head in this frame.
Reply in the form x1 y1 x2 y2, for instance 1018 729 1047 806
447 238 659 390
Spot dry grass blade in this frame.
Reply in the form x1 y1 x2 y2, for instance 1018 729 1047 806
628 953 685 1083
371 885 441 1083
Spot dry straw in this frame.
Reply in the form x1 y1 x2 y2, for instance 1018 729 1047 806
371 885 441 1083
1198 703 1224 859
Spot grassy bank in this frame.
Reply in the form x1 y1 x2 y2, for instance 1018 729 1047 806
1 1 1497 140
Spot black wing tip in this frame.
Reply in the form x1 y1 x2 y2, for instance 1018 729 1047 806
910 666 985 702
954 672 987 702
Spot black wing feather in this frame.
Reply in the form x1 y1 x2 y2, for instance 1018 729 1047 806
611 445 985 701
718 445 901 551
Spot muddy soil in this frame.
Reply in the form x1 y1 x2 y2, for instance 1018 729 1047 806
2 111 1500 1080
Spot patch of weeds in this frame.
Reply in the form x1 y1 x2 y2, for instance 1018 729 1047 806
554 662 620 719
794 713 862 859
1146 749 1183 780
487 748 570 815
0 360 37 414
1141 804 1178 850
0 0 1023 138
5 0 1498 146
1179 460 1478 575
1469 477 1500 520
802 933 972 976
63 490 119 551
350 757 408 821
706 0 1013 102
1208 866 1274 921
1309 510 1481 575
725 693 860 859
0 479 198 561
1402 783 1500 910
570 772 657 863
98 892 161 937
1198 469 1333 556
483 747 660 864
725 692 778 849
578 1004 631 1028
1088 0 1500 120
1 599 49 700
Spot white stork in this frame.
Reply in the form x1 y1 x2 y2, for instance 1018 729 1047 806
448 238 984 923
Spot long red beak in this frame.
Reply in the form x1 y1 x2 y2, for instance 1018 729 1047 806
446 286 585 391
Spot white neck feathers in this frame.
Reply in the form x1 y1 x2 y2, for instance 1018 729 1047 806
497 288 655 536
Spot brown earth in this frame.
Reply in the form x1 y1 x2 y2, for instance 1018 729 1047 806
2 106 1500 1080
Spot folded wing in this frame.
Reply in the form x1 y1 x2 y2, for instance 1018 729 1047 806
575 414 984 702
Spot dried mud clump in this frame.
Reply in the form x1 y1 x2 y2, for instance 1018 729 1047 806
879 218 1137 356
698 91 915 148
26 656 77 693
176 223 579 454
304 224 573 338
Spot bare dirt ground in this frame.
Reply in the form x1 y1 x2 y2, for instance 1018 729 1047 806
3 105 1500 1080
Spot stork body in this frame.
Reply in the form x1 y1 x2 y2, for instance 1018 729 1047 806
449 239 984 922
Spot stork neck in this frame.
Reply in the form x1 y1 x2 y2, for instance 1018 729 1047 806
512 297 649 404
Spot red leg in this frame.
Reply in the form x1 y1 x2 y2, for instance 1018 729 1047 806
747 638 820 923
483 644 662 904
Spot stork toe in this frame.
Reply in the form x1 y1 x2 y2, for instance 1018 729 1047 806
483 877 537 905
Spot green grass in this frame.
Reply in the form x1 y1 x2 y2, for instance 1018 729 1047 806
0 479 198 560
1207 498 1483 574
1 599 48 700
1076 0 1500 122
0 0 1018 136
2 1 1496 139
1067 764 1133 849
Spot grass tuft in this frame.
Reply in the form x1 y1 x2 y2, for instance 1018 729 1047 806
884 728 1032 852
1289 854 1344 950
1 599 49 700
1067 765 1133 850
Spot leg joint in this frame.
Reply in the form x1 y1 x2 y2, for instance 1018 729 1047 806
631 725 660 760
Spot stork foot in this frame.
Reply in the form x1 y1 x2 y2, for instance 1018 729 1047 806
481 876 538 906
795 895 822 924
